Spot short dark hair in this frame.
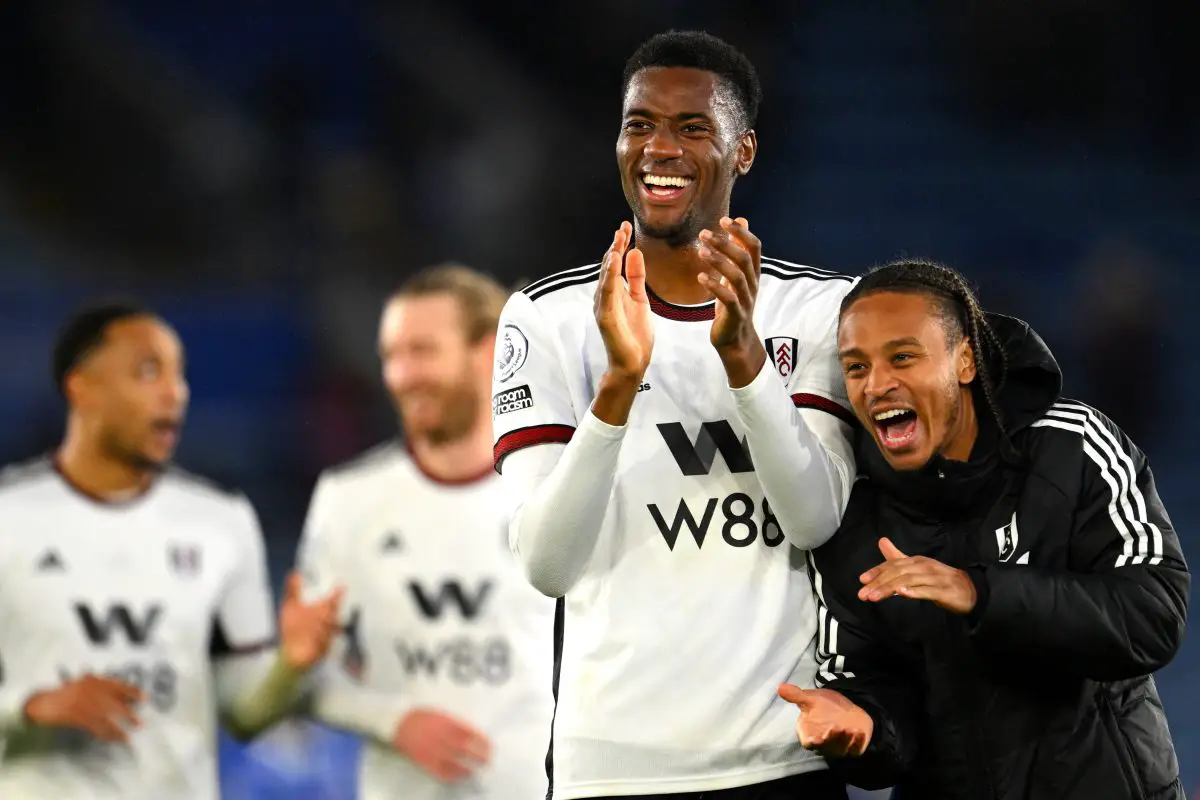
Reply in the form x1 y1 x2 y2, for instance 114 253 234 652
52 301 154 396
622 30 762 130
840 259 1014 458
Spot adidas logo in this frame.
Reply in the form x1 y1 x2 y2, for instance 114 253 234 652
36 550 65 571
380 532 404 553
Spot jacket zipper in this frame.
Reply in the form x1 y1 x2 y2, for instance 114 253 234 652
942 520 998 800
1098 692 1147 799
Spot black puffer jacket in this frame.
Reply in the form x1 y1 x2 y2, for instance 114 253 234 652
808 314 1189 799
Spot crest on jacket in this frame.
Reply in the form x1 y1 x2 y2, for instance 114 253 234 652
994 511 1029 565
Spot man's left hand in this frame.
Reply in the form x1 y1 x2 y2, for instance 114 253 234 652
858 538 977 615
700 216 767 387
279 571 345 670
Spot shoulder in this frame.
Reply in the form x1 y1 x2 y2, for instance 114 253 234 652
1022 398 1147 493
314 440 408 504
160 466 256 520
759 257 855 291
321 440 405 482
1025 399 1137 459
0 454 55 490
516 263 601 308
0 455 58 506
758 258 856 321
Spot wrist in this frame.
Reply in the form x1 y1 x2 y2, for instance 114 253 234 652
278 647 314 675
20 693 42 724
717 341 767 389
592 370 643 426
963 566 988 623
600 369 644 391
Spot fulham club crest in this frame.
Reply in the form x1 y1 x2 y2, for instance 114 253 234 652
765 337 799 379
168 543 202 577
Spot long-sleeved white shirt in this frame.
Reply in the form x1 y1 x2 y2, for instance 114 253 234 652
297 443 557 800
491 258 858 799
0 458 282 800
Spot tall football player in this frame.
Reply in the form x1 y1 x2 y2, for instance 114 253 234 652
297 265 556 800
491 30 856 800
0 302 343 799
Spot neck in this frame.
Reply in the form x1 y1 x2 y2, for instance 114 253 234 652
941 392 981 462
636 217 725 306
57 425 154 500
406 417 495 485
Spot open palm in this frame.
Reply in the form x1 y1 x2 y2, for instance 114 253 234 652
594 222 654 378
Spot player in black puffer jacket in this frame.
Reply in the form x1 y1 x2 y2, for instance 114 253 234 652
778 260 1188 799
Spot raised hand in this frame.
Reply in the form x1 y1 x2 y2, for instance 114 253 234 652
279 570 345 670
698 216 768 388
394 708 492 782
778 683 873 758
593 221 653 382
23 674 144 743
858 538 978 615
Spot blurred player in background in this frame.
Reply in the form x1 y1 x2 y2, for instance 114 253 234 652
297 265 556 800
491 30 856 800
0 302 343 799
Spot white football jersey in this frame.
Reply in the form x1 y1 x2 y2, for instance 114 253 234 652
492 259 857 798
298 443 557 800
0 457 276 800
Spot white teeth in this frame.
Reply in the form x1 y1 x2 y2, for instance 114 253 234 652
873 408 912 422
642 174 693 188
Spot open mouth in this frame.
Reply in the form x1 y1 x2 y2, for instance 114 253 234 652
151 419 181 441
872 407 919 450
640 173 694 202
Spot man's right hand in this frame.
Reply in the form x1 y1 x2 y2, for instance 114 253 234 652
594 221 653 382
591 222 653 426
23 674 144 743
393 708 492 783
778 683 873 758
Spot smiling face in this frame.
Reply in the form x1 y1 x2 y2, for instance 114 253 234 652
379 292 490 444
616 66 756 245
838 291 980 471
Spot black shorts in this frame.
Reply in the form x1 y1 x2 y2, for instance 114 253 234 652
582 769 848 800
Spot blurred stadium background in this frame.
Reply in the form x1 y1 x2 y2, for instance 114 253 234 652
1 1 1195 797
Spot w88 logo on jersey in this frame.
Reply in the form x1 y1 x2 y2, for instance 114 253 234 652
649 493 784 551
59 660 179 713
394 636 512 685
649 420 785 551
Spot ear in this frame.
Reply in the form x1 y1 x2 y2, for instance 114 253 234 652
63 370 87 410
473 331 498 372
735 129 757 176
957 337 978 386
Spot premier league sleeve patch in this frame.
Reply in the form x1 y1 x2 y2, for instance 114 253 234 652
495 323 529 382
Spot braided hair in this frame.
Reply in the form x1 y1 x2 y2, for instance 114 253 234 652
840 259 1017 460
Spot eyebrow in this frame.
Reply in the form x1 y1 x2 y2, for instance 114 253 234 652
624 108 714 124
838 336 924 359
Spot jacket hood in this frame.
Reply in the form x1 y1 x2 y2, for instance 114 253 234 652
855 313 1062 518
987 312 1062 434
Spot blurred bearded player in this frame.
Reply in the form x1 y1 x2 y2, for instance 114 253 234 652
0 301 343 799
297 265 556 800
